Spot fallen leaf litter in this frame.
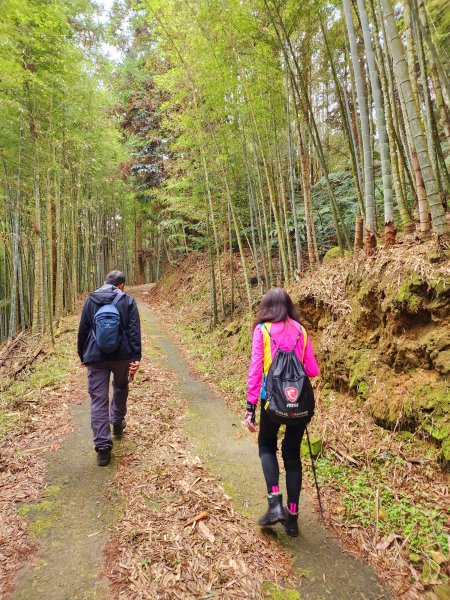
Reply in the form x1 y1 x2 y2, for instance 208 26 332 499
102 329 296 599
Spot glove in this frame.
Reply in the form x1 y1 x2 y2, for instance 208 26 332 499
244 402 257 433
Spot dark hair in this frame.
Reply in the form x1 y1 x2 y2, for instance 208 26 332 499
105 270 125 286
253 287 300 330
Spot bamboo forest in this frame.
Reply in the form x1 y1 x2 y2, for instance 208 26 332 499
1 0 449 599
1 0 449 337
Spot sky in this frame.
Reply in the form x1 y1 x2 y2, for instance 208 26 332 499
95 0 124 63
96 0 115 20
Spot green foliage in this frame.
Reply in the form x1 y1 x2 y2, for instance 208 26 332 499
301 436 322 457
0 0 136 340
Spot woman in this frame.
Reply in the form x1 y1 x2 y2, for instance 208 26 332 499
245 287 319 536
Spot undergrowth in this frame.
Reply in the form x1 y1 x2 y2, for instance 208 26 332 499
315 455 448 561
176 321 247 411
0 315 79 440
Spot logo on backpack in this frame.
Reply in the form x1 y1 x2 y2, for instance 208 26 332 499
285 387 299 402
93 291 125 354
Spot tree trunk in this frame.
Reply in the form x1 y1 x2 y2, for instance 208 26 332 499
344 0 376 250
298 129 319 267
200 147 225 318
285 68 302 277
369 0 414 231
381 0 449 240
357 0 395 245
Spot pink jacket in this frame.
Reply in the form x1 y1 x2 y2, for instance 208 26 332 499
247 319 319 405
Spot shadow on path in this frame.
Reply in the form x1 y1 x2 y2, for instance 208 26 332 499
139 297 391 600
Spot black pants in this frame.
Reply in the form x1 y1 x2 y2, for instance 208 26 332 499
258 407 306 507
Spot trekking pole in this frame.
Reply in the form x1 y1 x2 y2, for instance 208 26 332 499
305 426 324 520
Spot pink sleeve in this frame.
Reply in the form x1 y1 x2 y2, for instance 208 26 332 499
303 335 320 378
247 326 264 405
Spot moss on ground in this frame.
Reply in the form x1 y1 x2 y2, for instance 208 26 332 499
348 349 371 399
441 438 450 462
412 378 450 455
322 246 350 263
393 274 425 313
301 436 322 458
17 485 63 539
261 582 301 599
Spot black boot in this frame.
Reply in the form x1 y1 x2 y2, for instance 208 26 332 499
97 447 111 466
258 494 285 526
283 508 299 537
113 419 126 437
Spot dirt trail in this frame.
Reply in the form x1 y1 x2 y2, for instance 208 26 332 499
137 293 390 600
11 371 122 600
10 287 390 599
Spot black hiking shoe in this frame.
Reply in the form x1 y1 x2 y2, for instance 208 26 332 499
258 494 285 526
283 508 299 537
97 447 111 466
112 420 126 437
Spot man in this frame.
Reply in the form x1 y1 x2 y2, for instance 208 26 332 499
77 270 141 466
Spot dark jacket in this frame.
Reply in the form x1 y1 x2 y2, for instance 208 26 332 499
77 285 142 364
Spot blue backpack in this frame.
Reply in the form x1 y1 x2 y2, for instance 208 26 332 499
93 291 125 353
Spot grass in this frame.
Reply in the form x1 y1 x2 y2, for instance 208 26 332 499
174 320 247 411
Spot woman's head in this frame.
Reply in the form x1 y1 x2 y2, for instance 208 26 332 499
253 287 300 329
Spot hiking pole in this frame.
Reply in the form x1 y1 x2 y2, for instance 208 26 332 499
305 426 324 520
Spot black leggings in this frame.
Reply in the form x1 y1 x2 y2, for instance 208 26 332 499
258 407 306 506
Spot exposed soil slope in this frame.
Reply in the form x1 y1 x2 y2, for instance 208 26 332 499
294 244 450 464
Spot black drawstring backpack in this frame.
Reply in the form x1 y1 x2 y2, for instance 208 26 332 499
262 323 315 425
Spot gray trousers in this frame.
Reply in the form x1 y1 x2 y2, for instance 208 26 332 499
87 360 131 449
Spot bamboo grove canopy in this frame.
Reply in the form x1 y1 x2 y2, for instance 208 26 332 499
1 0 449 338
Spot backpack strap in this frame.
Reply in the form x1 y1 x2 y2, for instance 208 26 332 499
259 323 273 376
292 331 302 352
262 323 281 352
301 325 307 361
263 322 306 356
290 322 308 361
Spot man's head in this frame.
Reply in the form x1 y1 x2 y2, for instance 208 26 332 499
105 270 125 290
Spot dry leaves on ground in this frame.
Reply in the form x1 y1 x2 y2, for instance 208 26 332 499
304 389 449 600
0 381 83 597
145 250 450 600
102 333 296 599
